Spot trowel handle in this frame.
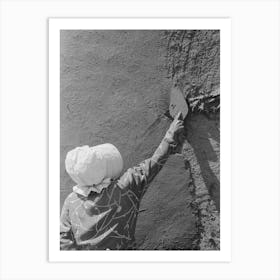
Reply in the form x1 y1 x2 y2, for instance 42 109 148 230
176 111 184 121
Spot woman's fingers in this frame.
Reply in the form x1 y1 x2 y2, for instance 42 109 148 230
176 121 184 128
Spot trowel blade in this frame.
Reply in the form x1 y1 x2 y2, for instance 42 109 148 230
169 87 189 120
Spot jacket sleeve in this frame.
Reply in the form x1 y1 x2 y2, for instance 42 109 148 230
60 199 76 250
117 131 179 197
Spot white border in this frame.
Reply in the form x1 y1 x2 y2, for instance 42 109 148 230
49 18 231 262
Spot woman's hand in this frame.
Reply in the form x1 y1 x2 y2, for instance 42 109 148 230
166 112 185 144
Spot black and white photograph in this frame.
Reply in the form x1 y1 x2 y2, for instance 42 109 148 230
59 29 221 251
49 19 231 259
1 1 280 279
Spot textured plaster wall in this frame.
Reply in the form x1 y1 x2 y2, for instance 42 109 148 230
165 30 220 249
60 30 220 250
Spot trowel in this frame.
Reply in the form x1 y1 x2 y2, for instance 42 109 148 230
169 86 189 120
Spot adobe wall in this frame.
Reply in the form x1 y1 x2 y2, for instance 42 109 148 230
60 30 220 249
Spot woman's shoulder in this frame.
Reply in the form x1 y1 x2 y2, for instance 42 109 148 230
64 191 81 205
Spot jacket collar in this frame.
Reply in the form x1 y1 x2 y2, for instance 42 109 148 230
73 178 112 197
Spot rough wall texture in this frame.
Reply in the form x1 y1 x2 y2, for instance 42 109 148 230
165 30 220 114
60 30 220 250
165 30 220 250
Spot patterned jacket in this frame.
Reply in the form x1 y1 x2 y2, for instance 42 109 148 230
60 132 178 250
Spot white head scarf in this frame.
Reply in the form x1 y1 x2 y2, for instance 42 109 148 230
65 143 123 196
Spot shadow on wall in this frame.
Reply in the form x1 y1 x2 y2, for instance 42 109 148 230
186 113 220 212
165 29 220 212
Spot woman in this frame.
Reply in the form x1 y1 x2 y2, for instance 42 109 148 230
60 112 185 250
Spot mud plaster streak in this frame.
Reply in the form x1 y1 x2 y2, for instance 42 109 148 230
182 125 220 250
